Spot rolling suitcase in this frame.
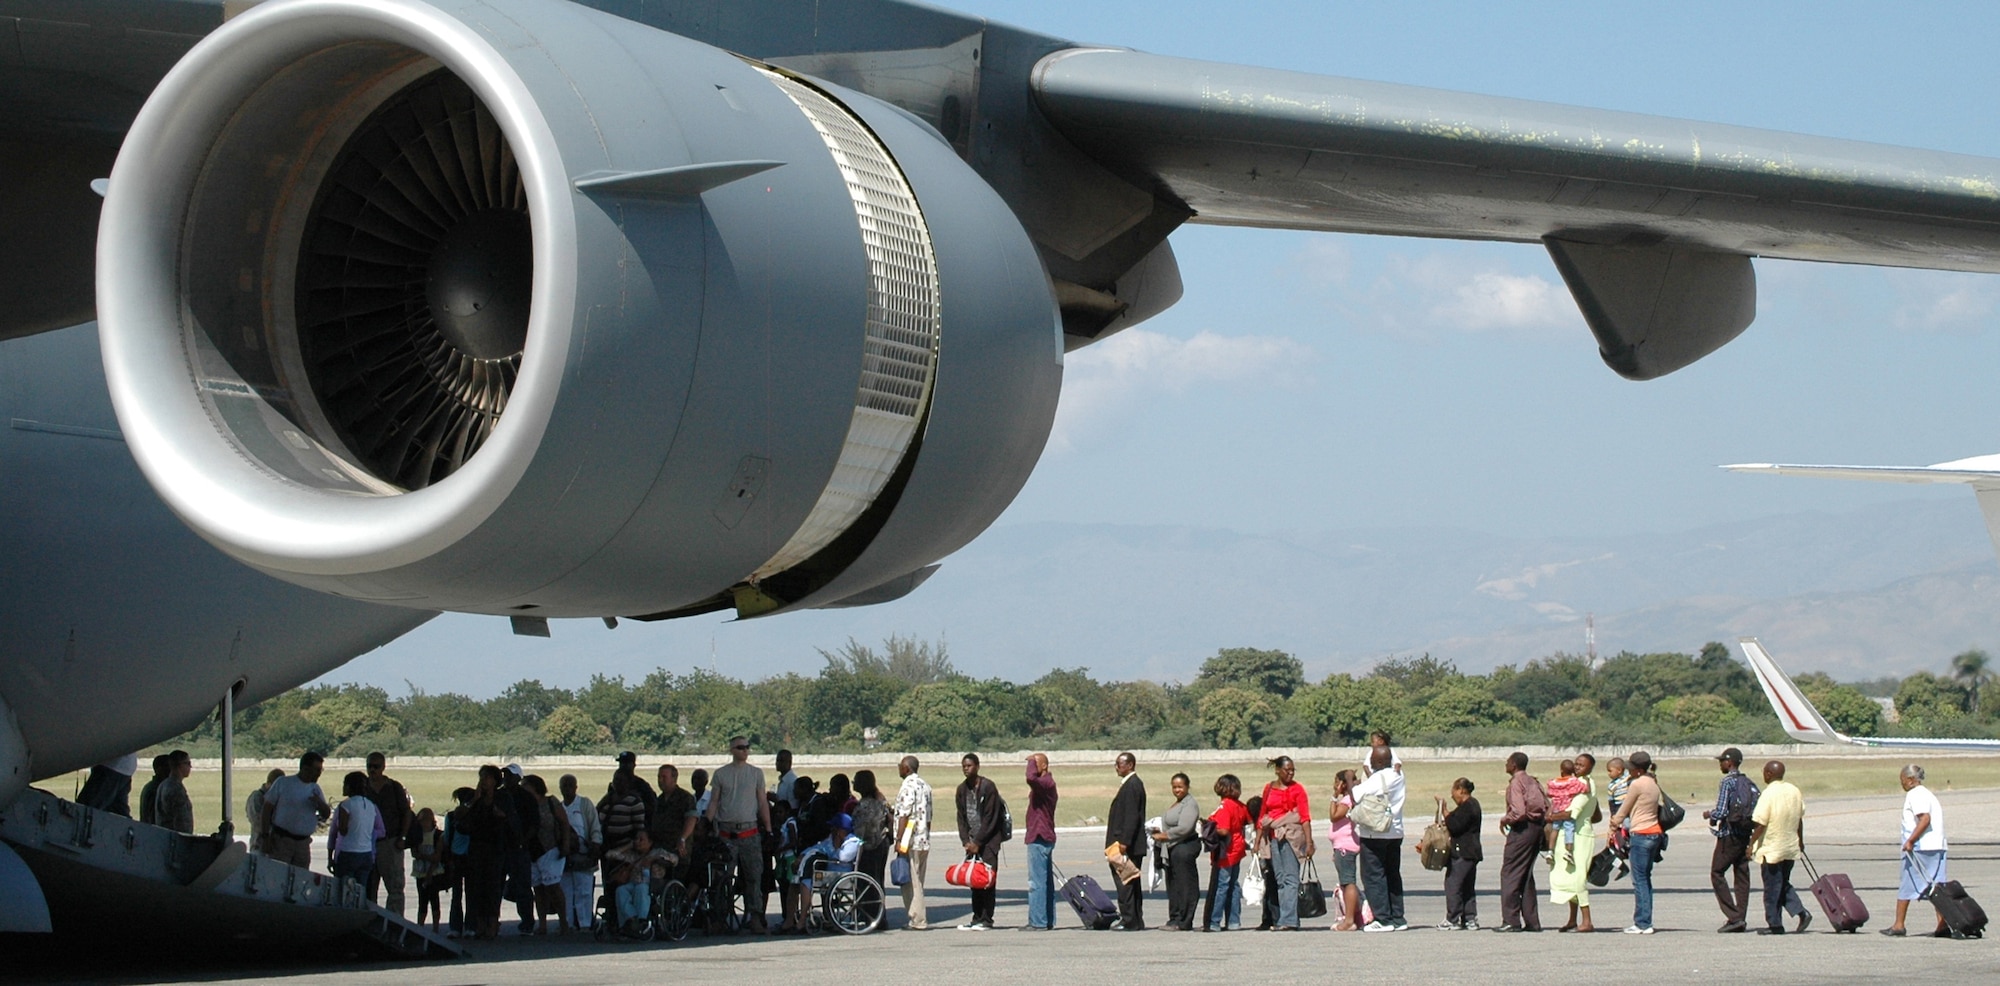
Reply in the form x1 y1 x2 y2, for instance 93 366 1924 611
1054 864 1119 929
1801 851 1868 932
1911 854 1988 939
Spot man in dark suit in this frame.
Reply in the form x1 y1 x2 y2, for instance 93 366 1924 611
1104 751 1147 930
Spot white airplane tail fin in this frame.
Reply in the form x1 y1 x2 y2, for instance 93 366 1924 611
1737 637 1847 744
1737 637 2000 750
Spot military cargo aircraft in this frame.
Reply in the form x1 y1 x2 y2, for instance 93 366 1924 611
10 0 2000 940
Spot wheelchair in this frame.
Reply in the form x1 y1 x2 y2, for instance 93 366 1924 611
802 856 884 935
655 854 742 942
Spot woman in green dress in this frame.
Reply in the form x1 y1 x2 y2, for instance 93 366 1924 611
1548 757 1599 933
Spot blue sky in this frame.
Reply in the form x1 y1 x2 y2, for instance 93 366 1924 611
316 1 2000 695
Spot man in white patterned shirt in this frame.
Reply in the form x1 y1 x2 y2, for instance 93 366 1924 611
892 756 934 930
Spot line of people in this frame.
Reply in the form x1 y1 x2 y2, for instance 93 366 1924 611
139 736 1971 941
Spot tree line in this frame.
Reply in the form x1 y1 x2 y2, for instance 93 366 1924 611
162 636 1998 759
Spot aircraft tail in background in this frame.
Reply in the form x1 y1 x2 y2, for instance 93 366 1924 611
1737 636 2000 751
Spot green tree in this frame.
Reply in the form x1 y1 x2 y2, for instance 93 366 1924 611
487 679 573 729
1194 648 1305 699
1198 687 1277 749
1410 679 1524 735
1804 684 1883 737
1540 698 1614 746
1026 668 1105 738
752 673 814 747
393 687 494 740
1653 693 1740 732
1951 649 1994 713
622 710 677 752
540 705 609 752
1292 674 1410 743
880 679 1031 750
1368 654 1460 699
1895 672 1969 726
817 634 956 685
305 687 399 747
1098 680 1174 737
574 675 638 738
1490 654 1591 718
804 662 908 739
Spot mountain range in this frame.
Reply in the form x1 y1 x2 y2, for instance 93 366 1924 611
321 495 2000 694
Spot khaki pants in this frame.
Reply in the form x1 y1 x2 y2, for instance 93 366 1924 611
371 838 407 915
268 832 312 869
900 849 929 929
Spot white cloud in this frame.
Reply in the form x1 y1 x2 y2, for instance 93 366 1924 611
1285 240 1585 341
1050 329 1315 451
1886 269 2000 334
1382 253 1582 339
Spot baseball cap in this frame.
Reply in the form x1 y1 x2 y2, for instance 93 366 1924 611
504 762 524 777
616 751 637 765
832 813 853 830
1715 747 1743 763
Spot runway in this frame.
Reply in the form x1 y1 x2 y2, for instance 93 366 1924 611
11 789 1999 984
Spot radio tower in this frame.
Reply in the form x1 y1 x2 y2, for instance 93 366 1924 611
1585 613 1598 668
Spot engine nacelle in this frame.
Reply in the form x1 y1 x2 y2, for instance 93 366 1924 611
97 0 1061 618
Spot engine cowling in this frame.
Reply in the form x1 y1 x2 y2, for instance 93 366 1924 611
96 0 1061 618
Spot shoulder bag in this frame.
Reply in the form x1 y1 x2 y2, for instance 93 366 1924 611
1298 859 1329 919
1350 790 1393 833
1416 808 1452 871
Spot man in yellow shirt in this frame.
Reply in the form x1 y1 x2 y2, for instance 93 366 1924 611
1748 760 1811 935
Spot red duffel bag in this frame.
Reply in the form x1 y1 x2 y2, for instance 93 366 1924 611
945 856 995 890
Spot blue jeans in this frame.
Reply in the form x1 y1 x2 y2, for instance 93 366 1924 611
615 882 651 927
1026 840 1056 928
334 850 375 889
1208 863 1241 930
1629 833 1662 929
1271 841 1301 928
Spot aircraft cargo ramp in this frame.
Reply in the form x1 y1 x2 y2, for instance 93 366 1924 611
0 788 461 959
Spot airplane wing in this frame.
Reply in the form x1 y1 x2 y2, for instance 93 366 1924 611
1030 48 2000 377
1725 458 2000 486
1738 637 2000 751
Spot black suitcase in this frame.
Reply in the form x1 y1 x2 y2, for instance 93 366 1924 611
1907 852 1987 939
1054 864 1119 929
1928 880 1988 939
1801 852 1868 932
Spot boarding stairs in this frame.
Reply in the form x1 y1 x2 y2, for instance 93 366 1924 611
0 787 462 958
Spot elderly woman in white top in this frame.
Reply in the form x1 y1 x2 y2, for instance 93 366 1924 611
1885 764 1950 937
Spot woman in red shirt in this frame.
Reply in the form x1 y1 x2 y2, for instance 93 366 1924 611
1258 756 1314 930
1205 774 1251 930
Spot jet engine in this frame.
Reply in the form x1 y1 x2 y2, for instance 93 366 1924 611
96 0 1061 618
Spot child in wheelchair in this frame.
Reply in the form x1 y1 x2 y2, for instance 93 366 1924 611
602 829 676 939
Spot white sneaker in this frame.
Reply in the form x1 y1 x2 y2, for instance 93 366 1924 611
1435 921 1459 931
958 921 983 931
1623 925 1654 935
1362 921 1392 933
1463 920 1481 932
1388 922 1408 932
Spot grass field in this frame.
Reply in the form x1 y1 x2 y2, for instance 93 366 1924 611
49 753 2000 835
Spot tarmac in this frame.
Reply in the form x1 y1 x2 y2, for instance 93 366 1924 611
14 789 2000 985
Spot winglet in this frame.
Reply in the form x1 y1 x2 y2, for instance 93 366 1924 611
573 160 783 200
1737 637 1848 745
